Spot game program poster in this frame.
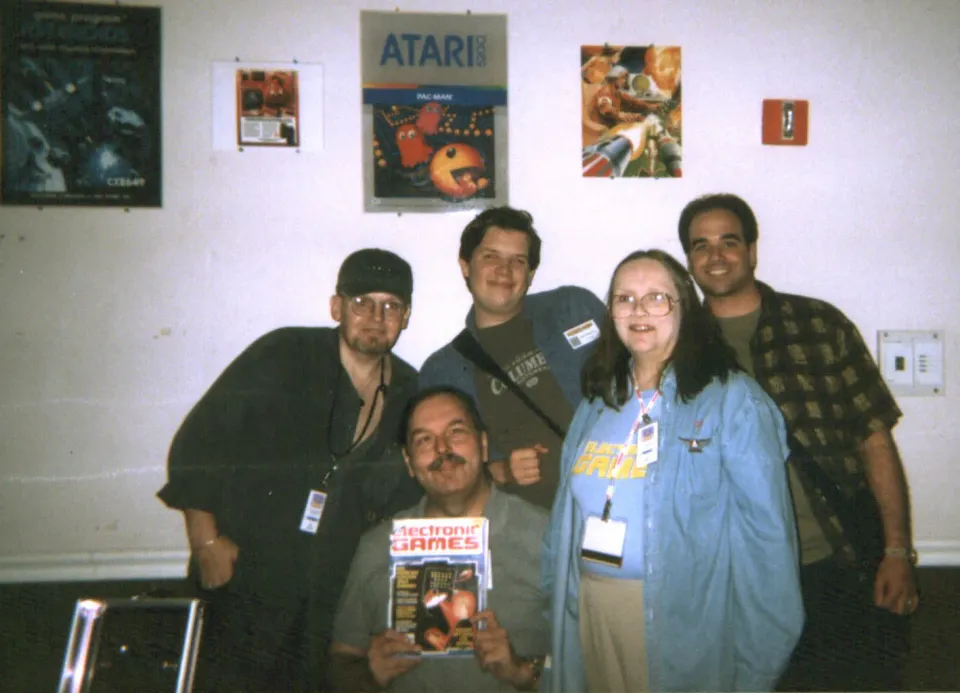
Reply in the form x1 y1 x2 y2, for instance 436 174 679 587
361 10 508 214
581 44 682 179
1 2 162 207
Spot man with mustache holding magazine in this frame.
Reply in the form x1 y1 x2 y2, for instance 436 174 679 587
329 386 550 692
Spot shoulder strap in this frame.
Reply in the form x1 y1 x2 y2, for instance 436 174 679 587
452 329 567 439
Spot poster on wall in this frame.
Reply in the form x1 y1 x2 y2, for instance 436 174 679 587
360 10 508 213
210 61 323 153
0 2 162 207
581 44 682 179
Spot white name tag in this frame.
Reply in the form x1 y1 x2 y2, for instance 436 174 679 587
581 515 626 567
299 490 327 534
564 319 600 349
636 421 659 468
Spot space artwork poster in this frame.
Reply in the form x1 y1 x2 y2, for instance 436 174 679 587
1 2 162 207
360 10 507 213
580 44 682 179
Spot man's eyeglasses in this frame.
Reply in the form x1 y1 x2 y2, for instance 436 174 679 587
344 295 407 321
610 292 677 318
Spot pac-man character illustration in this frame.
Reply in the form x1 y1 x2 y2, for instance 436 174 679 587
395 124 433 168
429 143 489 199
416 101 444 135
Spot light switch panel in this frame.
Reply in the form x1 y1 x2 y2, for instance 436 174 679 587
878 330 945 396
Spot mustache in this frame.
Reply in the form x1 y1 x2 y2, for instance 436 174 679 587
427 452 468 471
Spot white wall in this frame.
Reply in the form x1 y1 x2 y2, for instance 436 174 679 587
1 0 958 582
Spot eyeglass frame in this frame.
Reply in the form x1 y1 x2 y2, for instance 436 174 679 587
609 291 678 319
341 293 408 321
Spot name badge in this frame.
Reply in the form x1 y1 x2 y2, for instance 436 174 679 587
299 490 327 534
564 320 600 349
635 421 658 468
581 515 626 567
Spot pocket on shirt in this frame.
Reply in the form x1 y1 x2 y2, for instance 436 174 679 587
675 424 723 499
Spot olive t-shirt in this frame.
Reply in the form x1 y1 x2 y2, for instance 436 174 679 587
717 309 834 565
473 314 573 509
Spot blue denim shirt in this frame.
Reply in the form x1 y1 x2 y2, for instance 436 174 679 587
541 368 804 692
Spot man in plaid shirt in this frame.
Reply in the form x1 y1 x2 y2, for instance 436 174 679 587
678 193 918 692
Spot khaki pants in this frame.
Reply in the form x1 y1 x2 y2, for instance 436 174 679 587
578 571 648 693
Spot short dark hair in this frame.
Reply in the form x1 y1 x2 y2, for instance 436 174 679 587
581 249 740 407
677 193 759 254
458 206 542 271
398 386 486 447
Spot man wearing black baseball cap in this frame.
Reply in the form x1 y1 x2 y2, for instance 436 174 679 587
158 248 422 692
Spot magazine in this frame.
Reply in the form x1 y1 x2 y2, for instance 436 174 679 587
388 517 490 655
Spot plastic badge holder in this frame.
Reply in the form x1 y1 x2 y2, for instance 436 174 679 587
57 598 204 693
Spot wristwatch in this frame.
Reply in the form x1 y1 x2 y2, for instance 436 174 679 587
517 655 546 692
884 546 918 565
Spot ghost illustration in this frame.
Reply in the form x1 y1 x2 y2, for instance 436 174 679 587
396 123 433 168
415 101 444 135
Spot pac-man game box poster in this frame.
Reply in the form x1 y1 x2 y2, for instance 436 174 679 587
360 11 507 213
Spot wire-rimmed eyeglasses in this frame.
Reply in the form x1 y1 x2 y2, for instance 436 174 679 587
344 295 407 321
610 292 677 318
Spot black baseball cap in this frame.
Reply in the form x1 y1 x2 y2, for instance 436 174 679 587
336 248 413 304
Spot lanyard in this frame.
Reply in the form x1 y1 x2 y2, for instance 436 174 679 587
322 358 386 489
602 389 659 520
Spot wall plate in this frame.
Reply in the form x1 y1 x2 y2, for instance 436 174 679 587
877 330 945 396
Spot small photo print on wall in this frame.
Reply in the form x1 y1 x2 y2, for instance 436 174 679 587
211 61 322 153
581 44 682 179
236 68 300 147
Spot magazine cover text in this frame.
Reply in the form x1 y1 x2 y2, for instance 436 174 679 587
388 517 489 655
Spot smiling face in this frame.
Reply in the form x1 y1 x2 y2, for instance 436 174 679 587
686 208 757 301
459 227 535 328
403 393 489 511
611 258 682 368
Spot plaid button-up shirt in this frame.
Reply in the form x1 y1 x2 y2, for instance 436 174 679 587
714 281 902 560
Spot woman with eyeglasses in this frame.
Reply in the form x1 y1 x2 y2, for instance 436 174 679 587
540 249 804 693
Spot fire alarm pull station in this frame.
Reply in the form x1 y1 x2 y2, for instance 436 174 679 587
762 99 809 145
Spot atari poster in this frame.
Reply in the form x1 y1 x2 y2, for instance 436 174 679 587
581 44 682 179
1 2 162 207
361 11 507 213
